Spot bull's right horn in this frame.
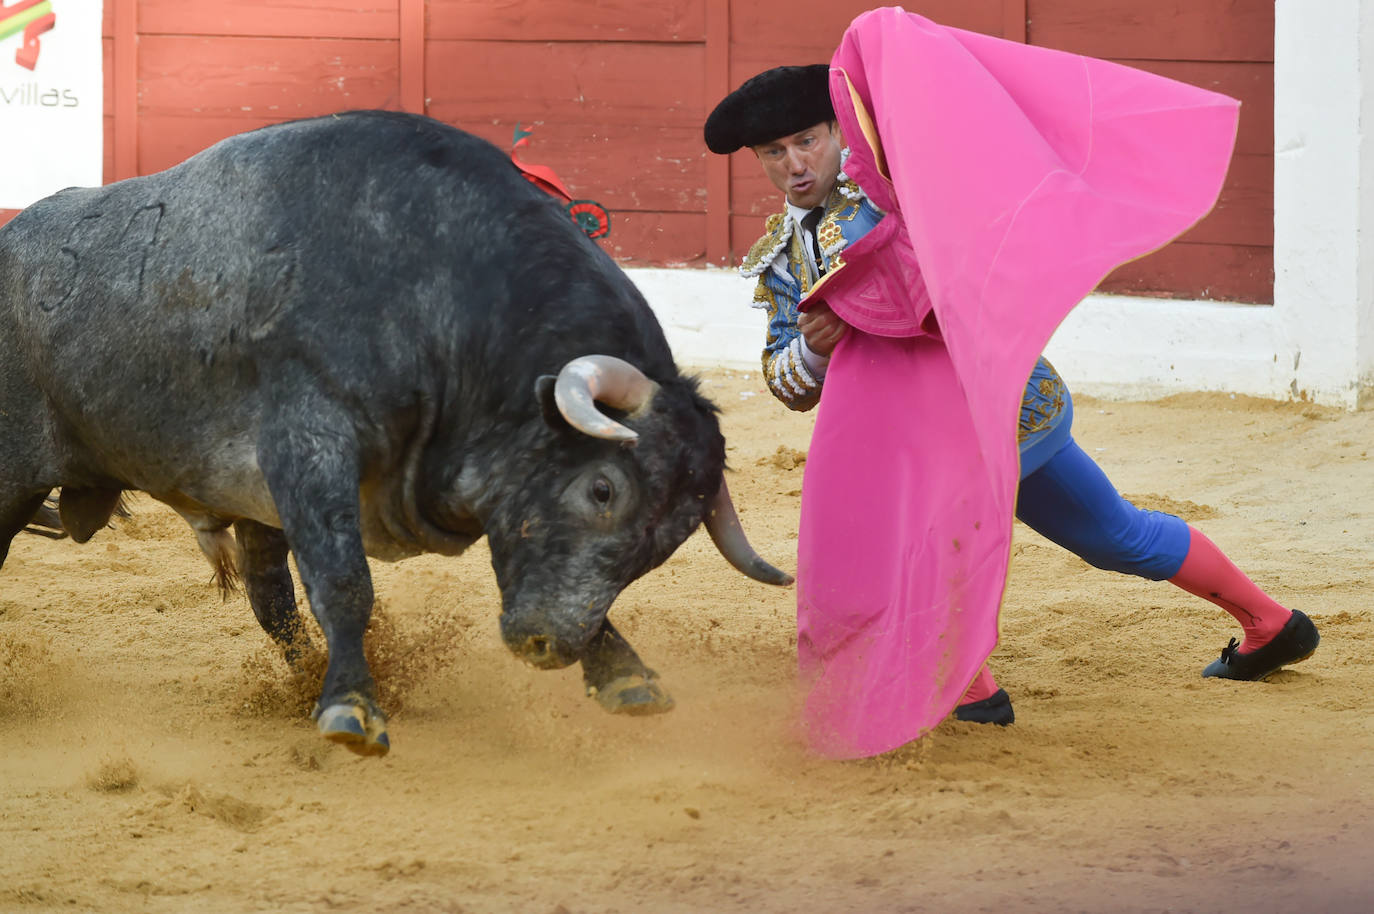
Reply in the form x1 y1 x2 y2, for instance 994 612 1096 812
703 477 794 586
554 355 659 443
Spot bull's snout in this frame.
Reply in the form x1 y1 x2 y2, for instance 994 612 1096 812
500 615 592 670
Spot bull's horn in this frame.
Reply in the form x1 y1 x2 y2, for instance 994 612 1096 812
554 355 659 443
703 477 794 586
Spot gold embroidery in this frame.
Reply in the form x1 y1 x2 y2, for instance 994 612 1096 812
744 172 875 278
741 169 880 413
1018 359 1067 442
741 213 788 276
818 219 845 272
752 279 778 310
814 180 868 275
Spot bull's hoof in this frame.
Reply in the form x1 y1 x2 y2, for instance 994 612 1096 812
588 674 675 716
314 699 390 757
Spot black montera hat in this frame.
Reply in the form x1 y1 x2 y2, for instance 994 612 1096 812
703 64 834 154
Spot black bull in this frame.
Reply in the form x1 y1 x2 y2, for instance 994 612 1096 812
0 110 792 756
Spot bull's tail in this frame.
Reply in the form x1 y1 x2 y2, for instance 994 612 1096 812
192 525 242 600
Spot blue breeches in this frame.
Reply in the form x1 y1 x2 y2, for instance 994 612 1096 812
1016 437 1192 581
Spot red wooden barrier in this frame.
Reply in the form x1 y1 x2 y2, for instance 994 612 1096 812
0 0 1272 302
1031 0 1274 301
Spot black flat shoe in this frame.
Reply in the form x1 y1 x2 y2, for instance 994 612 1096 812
1202 609 1320 680
954 687 1014 725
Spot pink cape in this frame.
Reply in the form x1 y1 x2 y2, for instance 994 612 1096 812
795 8 1239 758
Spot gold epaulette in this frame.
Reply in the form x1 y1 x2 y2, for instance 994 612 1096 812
739 212 790 279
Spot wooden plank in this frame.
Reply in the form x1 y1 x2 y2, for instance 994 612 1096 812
102 37 113 183
907 0 1016 35
705 0 730 265
102 35 113 113
601 212 707 266
726 49 837 93
427 29 854 249
136 116 285 174
726 0 1026 78
727 47 839 86
425 40 705 126
1027 0 1274 62
429 119 707 214
731 159 789 218
1180 153 1272 249
104 115 114 183
730 151 1268 288
1003 0 1027 43
727 163 1270 295
137 0 399 40
724 1 1022 125
731 212 774 264
730 0 1012 64
731 155 1272 247
1099 242 1273 304
113 0 138 180
132 117 705 266
1115 60 1272 157
398 0 425 113
137 36 401 121
427 0 704 43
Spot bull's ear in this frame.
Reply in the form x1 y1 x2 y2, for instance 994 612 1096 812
534 374 568 430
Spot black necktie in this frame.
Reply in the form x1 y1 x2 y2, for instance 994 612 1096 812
801 206 825 275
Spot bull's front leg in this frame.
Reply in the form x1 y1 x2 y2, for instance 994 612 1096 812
259 422 389 757
581 619 674 716
234 519 321 668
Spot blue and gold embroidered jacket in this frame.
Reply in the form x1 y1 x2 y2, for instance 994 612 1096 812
742 173 1071 471
740 174 882 412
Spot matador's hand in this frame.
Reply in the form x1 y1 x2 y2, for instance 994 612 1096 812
798 303 849 357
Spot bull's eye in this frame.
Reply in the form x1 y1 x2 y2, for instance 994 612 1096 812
591 477 613 505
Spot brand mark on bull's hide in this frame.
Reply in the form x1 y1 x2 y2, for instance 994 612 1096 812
35 204 164 311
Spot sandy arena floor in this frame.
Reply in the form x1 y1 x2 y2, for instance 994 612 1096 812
2 366 1372 913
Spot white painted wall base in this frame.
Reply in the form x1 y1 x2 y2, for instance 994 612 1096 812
1039 296 1291 403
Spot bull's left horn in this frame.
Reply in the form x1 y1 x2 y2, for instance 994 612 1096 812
703 477 794 586
554 355 659 443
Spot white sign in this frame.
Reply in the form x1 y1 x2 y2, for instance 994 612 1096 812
0 0 103 210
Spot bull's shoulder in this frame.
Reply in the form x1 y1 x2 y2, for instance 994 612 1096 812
739 213 790 280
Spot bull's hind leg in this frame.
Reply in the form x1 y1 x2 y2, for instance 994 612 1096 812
581 619 675 716
258 421 389 757
234 519 321 667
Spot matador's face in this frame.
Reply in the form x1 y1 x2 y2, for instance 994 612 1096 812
752 120 844 210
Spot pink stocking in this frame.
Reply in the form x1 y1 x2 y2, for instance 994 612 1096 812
1169 527 1292 652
